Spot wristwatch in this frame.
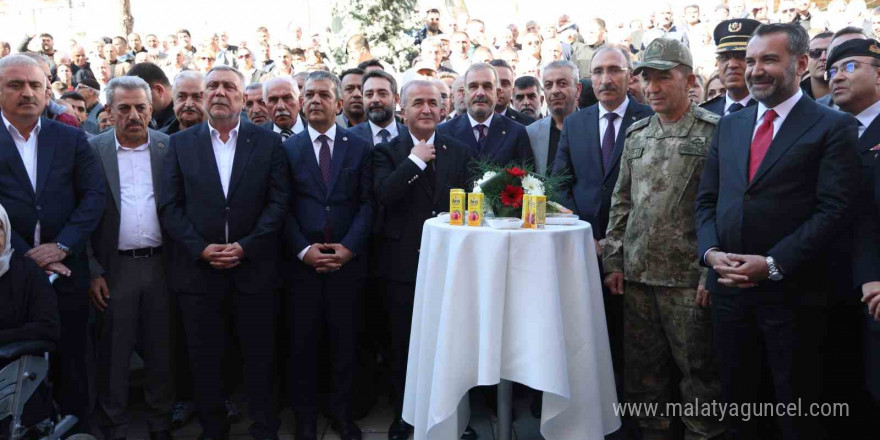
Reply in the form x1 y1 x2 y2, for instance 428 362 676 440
56 242 71 256
766 256 783 281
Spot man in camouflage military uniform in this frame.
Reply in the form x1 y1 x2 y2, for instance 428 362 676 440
602 38 724 440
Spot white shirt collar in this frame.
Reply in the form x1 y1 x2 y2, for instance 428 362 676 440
114 131 150 151
1 113 41 139
410 131 436 146
724 93 752 112
855 99 880 131
208 118 241 140
598 97 629 119
308 123 337 143
467 112 492 129
756 89 803 122
369 120 398 138
292 115 304 133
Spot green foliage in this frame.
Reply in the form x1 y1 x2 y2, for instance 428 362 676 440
330 0 420 70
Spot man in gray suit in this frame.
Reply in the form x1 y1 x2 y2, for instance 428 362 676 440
87 76 173 440
526 61 581 174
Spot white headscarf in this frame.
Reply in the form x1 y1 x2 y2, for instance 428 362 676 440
0 203 13 278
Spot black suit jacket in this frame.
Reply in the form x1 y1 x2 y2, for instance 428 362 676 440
349 121 407 148
0 117 105 290
699 95 757 117
852 116 880 287
503 107 537 126
553 100 653 240
372 133 471 282
159 121 290 294
436 113 533 166
695 95 860 305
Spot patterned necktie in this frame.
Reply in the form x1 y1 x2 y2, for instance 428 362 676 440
749 109 777 182
601 113 619 172
318 134 331 187
378 128 390 144
727 103 744 115
476 124 488 152
280 128 293 140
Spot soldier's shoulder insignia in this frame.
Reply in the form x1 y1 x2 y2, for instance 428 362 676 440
626 117 651 136
694 107 721 124
699 94 723 108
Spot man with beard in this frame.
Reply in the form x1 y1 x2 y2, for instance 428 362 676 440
414 8 443 46
244 83 270 126
126 33 147 60
143 34 167 64
800 32 832 99
336 68 366 129
437 63 533 166
641 3 690 50
350 70 404 147
451 75 467 117
165 71 205 134
127 63 176 132
513 76 544 120
71 45 91 86
17 33 57 68
701 19 760 116
489 59 536 125
695 23 860 440
372 80 472 440
263 77 306 139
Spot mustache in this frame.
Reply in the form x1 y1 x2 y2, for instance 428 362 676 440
471 96 490 104
597 85 617 93
180 105 201 113
275 109 292 117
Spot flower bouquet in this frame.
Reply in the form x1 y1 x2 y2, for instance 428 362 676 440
471 161 570 219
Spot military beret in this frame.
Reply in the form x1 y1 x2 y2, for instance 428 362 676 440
826 38 880 75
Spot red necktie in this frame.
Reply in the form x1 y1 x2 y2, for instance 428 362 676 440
749 109 777 182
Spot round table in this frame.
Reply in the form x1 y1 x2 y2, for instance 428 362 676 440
402 217 621 440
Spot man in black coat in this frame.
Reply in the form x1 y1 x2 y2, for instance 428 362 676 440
695 24 860 440
372 80 472 440
159 65 289 440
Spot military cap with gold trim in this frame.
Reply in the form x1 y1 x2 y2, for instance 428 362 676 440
713 18 761 54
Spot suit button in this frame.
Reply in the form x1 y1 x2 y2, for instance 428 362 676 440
744 195 751 201
432 211 437 216
225 206 230 212
36 205 42 211
325 206 331 212
601 185 607 191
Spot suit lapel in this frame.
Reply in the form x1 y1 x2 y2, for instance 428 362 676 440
431 135 452 204
35 118 55 200
750 97 818 187
858 115 880 153
732 106 758 185
0 120 36 198
149 133 166 208
198 124 226 200
483 114 507 161
327 130 348 196
227 123 255 199
99 133 122 211
605 104 642 180
454 115 478 152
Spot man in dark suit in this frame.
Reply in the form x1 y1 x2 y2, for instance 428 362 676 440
437 63 533 166
489 59 537 126
527 60 583 175
159 65 289 440
552 48 652 388
700 19 760 116
695 24 861 440
349 70 406 148
126 62 177 132
0 54 105 433
283 71 372 440
263 77 306 140
164 71 205 135
86 77 172 440
373 80 472 440
826 39 880 437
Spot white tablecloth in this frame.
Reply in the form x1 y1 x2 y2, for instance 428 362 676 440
402 218 621 440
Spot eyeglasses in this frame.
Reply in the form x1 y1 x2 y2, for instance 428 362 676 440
716 52 745 63
826 60 880 80
591 67 628 77
808 48 827 59
237 54 252 59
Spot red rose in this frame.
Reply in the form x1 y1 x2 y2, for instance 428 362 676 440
500 184 524 208
506 166 527 179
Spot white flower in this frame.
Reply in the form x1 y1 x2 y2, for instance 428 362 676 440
473 182 482 193
521 174 545 196
473 170 497 193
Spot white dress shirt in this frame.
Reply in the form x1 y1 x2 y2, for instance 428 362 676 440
209 119 241 197
273 116 305 135
298 124 338 261
408 132 436 170
753 89 803 141
115 135 162 250
3 114 41 245
724 93 753 115
598 97 629 143
468 113 493 142
369 120 399 145
855 99 880 138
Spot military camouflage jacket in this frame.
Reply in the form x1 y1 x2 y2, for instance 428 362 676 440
602 103 718 287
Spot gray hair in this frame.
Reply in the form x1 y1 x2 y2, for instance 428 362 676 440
0 54 43 84
400 80 440 107
105 76 153 107
245 82 263 93
172 70 204 96
205 64 245 87
262 76 300 99
463 62 498 86
543 60 581 84
590 45 633 71
306 70 342 99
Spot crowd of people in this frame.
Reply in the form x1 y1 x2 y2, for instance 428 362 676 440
1 2 880 440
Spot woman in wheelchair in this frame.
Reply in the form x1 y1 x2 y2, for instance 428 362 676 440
0 203 61 440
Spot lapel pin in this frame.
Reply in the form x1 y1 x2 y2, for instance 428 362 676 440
158 142 165 149
343 136 348 141
502 131 506 135
442 144 446 150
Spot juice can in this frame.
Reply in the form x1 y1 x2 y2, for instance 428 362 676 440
521 194 531 225
527 195 537 229
534 195 547 229
449 189 465 225
467 193 483 226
